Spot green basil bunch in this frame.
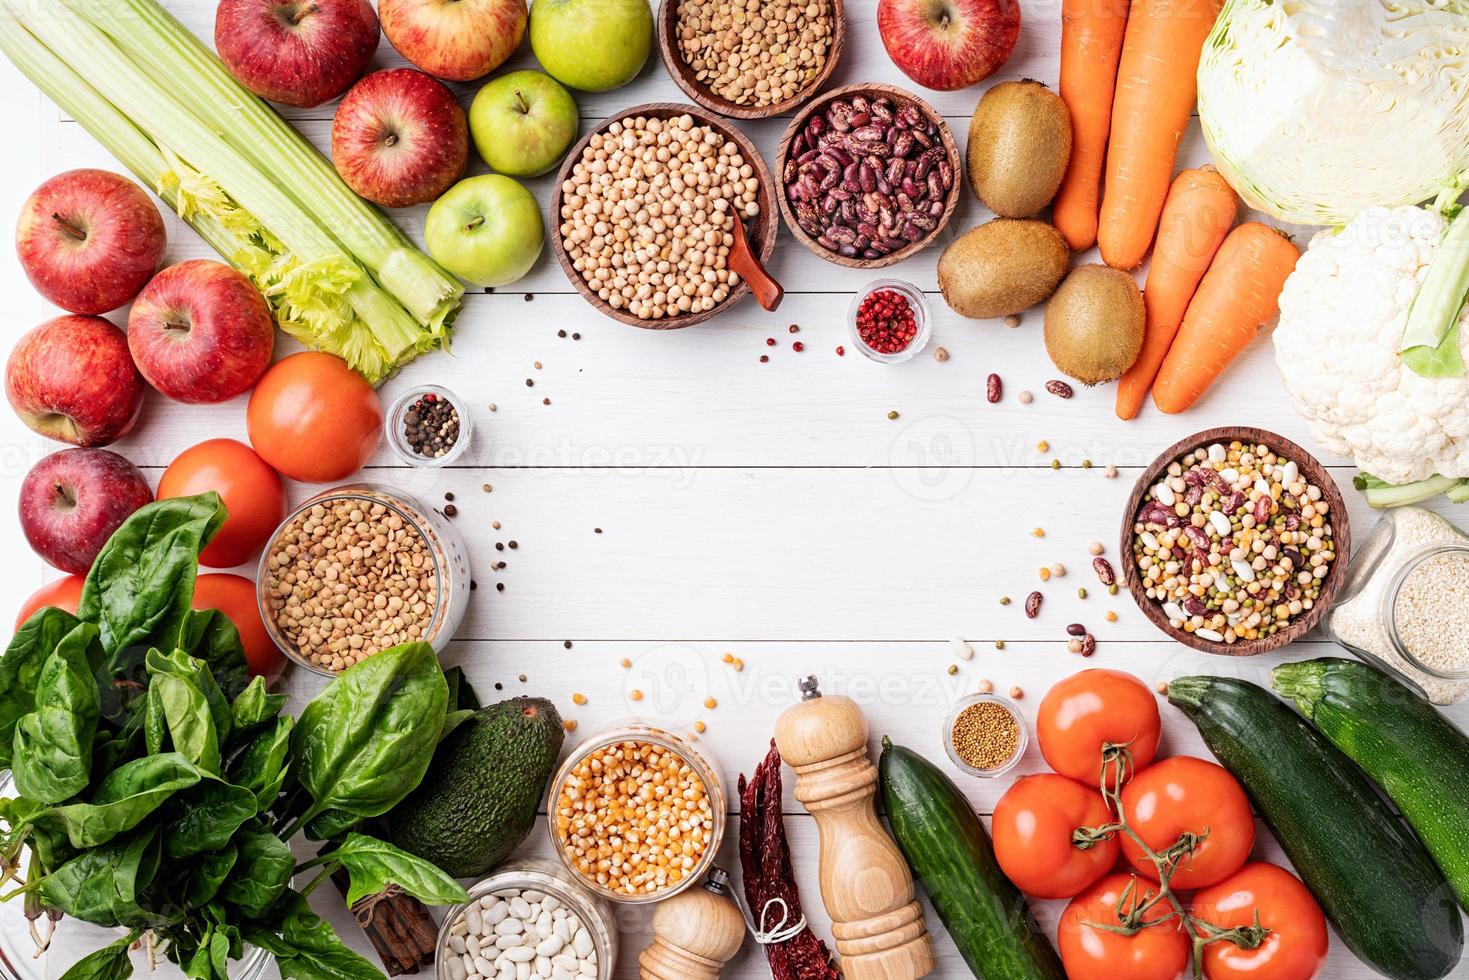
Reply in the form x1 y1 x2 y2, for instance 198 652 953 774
0 496 468 980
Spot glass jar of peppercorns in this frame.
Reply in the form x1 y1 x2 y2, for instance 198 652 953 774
847 279 931 363
386 384 472 467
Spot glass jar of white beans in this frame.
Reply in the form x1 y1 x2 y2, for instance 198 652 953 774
435 862 617 980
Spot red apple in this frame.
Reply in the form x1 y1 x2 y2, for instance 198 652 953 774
877 0 1020 91
15 169 166 316
332 68 469 208
215 0 380 108
6 315 145 447
20 448 153 575
127 260 275 404
379 0 526 82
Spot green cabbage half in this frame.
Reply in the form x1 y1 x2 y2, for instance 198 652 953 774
1198 0 1469 228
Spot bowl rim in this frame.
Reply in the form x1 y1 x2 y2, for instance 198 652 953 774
1118 426 1352 657
654 0 846 120
547 102 779 330
774 82 961 270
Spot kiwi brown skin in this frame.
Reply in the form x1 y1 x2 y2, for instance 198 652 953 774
938 219 1070 319
1043 264 1145 385
967 79 1073 219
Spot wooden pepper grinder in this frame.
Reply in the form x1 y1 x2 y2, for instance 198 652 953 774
774 676 935 980
638 868 746 980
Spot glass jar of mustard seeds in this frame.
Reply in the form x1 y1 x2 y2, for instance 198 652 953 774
1323 506 1469 704
943 692 1027 777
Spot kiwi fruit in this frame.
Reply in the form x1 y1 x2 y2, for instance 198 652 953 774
938 219 1070 319
967 80 1072 218
1043 264 1145 385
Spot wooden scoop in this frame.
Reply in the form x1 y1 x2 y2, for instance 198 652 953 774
729 209 783 312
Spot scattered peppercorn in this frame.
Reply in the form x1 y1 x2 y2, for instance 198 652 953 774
543 398 551 405
789 324 799 333
759 354 769 363
766 337 776 346
497 583 505 592
558 330 567 338
524 293 534 302
564 640 573 649
835 345 845 356
994 640 1005 650
946 664 959 675
444 504 457 517
519 674 527 682
595 528 603 534
934 347 949 362
572 333 581 340
792 341 804 352
508 541 519 550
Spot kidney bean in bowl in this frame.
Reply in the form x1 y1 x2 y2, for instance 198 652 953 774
776 83 961 269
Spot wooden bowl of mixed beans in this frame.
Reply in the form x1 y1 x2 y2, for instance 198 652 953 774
656 0 845 119
1120 427 1351 657
548 103 779 329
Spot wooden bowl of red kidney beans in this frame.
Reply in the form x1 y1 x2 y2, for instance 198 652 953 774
776 83 961 269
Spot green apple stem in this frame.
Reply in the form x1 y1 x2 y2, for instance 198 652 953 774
464 216 485 233
515 90 530 115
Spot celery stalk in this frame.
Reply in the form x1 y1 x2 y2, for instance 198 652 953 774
71 0 461 333
6 0 422 378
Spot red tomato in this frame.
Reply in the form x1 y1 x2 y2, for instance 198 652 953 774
993 773 1119 899
1037 669 1162 787
1059 873 1190 980
14 575 86 631
1191 863 1328 980
1121 756 1255 890
246 352 381 483
193 572 283 683
158 439 285 568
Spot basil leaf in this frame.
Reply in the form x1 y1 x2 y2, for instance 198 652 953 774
0 607 81 765
58 933 135 980
29 753 204 849
145 650 231 773
324 833 469 907
176 609 250 702
13 624 103 803
41 830 162 929
183 845 238 910
243 893 381 980
219 828 293 918
292 643 447 839
79 494 226 657
228 716 294 811
165 779 257 859
230 677 287 740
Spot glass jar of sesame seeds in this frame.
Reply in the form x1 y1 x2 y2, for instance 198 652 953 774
1324 506 1469 704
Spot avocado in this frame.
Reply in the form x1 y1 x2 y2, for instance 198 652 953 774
386 696 564 877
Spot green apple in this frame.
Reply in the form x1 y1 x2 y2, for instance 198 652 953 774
529 0 652 93
425 175 544 287
470 70 579 178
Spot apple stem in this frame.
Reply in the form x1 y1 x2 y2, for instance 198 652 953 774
290 4 319 26
52 482 75 511
464 216 486 232
164 317 191 333
515 90 530 115
50 213 87 243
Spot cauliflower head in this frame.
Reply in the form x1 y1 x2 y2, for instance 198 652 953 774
1274 206 1469 485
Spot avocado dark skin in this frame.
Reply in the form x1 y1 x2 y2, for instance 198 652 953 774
386 697 564 877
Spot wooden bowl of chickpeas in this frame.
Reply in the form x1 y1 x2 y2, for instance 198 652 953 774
549 103 779 329
657 0 845 120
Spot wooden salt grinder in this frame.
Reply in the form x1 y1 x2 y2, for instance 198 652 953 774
774 676 935 980
638 868 746 980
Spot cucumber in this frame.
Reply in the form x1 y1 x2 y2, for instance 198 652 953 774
1168 675 1463 980
878 737 1065 980
1274 657 1469 911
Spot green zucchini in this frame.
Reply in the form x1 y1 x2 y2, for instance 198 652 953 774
878 736 1065 980
1274 657 1469 911
1168 675 1463 980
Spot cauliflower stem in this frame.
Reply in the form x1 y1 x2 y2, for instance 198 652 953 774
1354 474 1467 509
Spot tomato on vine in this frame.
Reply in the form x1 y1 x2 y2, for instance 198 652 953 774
993 773 1118 899
1036 668 1161 787
1120 756 1255 890
1191 863 1329 980
1059 873 1191 980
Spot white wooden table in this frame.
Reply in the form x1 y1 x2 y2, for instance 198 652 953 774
3 2 1466 977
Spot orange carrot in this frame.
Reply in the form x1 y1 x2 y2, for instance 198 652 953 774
1097 0 1224 270
1053 0 1131 252
1115 167 1236 420
1151 222 1299 414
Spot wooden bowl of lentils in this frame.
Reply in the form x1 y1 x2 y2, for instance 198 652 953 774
656 0 844 119
549 103 779 329
1120 427 1351 657
776 83 961 268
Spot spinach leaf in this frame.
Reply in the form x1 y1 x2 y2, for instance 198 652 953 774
317 833 469 906
146 649 232 771
142 685 166 758
218 828 293 918
28 753 203 849
0 607 81 765
444 666 480 711
91 728 142 779
292 643 447 840
182 913 239 980
183 845 237 910
176 609 250 702
12 624 102 803
41 830 163 929
230 677 287 741
79 494 225 658
242 892 381 980
228 716 294 811
165 779 257 859
58 933 135 980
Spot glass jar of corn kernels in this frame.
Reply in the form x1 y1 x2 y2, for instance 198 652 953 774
547 724 726 905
